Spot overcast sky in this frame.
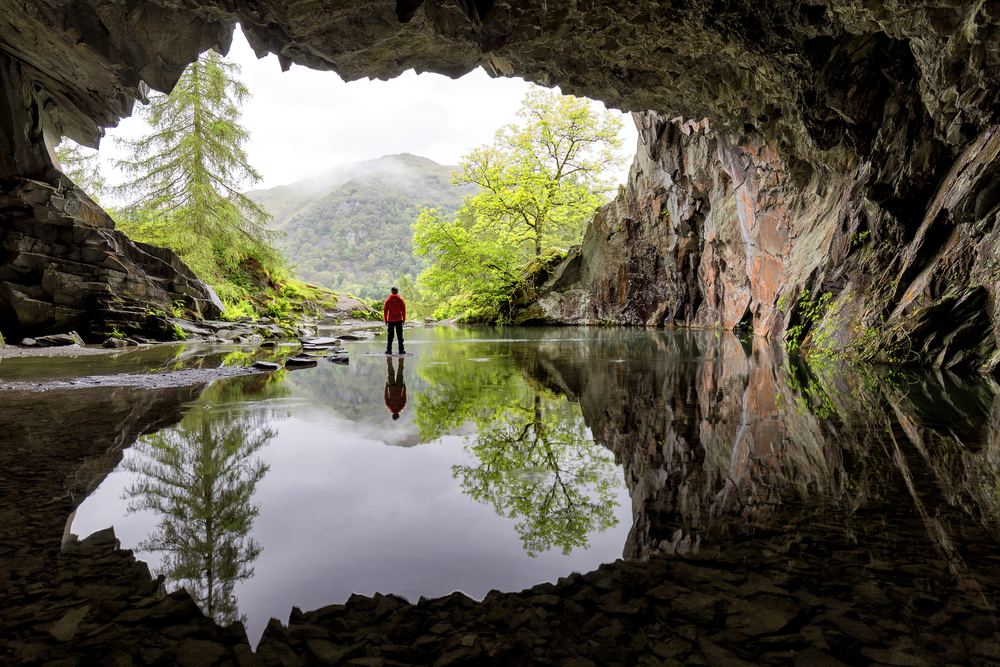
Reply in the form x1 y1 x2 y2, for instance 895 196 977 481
93 28 639 193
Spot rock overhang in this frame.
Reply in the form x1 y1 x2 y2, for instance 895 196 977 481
4 1 999 172
6 1 1000 358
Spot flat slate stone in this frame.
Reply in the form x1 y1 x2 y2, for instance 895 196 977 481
166 318 213 336
253 361 282 371
33 332 83 347
300 337 343 346
48 605 89 642
285 357 318 368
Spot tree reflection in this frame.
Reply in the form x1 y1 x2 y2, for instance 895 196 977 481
415 345 621 556
122 374 286 625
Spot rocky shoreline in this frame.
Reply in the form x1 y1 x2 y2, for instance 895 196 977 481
6 519 997 667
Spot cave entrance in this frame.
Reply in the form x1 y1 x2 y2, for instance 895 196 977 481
75 27 637 303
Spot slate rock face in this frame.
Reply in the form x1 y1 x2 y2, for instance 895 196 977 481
5 1 1000 359
525 111 1000 369
0 173 223 340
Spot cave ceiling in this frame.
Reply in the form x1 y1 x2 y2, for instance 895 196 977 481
2 0 999 176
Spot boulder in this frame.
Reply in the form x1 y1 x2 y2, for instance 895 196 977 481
33 331 84 347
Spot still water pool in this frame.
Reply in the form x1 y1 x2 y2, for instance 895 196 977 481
70 327 639 644
12 324 1000 663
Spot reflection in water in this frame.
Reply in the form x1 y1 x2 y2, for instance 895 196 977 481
121 375 287 625
52 326 1000 660
414 341 622 556
510 330 1000 579
384 357 407 420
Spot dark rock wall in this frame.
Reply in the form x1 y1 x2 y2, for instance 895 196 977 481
0 169 224 341
6 1 1000 357
0 8 226 340
526 110 1000 370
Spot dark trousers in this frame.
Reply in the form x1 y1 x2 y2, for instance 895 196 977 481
386 320 404 352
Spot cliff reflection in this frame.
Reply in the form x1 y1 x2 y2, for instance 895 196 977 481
414 342 622 556
121 374 288 625
509 330 1000 575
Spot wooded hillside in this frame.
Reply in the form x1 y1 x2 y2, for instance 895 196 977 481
250 154 471 300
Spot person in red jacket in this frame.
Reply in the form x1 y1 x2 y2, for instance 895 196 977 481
383 286 406 355
385 356 406 420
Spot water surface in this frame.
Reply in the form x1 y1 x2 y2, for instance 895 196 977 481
12 325 1000 659
70 327 635 643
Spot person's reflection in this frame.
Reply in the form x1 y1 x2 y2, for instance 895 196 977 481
385 356 407 420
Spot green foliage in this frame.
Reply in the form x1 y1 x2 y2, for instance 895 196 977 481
413 344 622 556
453 86 626 257
260 297 290 319
851 230 870 247
395 274 433 320
351 306 381 321
413 88 624 322
56 140 106 201
413 208 527 323
112 49 283 302
121 375 285 624
221 350 252 366
785 290 832 350
522 248 567 287
220 298 255 321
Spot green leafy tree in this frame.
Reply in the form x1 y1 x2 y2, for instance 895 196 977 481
414 342 622 555
455 86 625 257
112 49 281 301
453 390 620 556
56 140 106 201
412 207 525 321
414 87 625 320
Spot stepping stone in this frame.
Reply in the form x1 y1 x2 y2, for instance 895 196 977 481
253 361 282 371
299 336 342 346
284 357 318 369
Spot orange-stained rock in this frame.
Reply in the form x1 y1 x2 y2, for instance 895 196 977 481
522 109 1000 371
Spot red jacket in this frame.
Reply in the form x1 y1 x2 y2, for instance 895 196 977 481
385 384 407 415
383 294 406 322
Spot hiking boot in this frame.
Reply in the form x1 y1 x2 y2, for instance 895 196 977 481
398 348 405 355
385 348 392 355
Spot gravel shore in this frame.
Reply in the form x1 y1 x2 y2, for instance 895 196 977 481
0 344 121 358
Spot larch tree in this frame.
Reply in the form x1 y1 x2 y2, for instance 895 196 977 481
56 140 106 201
113 48 281 301
122 375 285 626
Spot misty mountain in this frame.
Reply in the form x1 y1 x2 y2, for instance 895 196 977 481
250 153 471 300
